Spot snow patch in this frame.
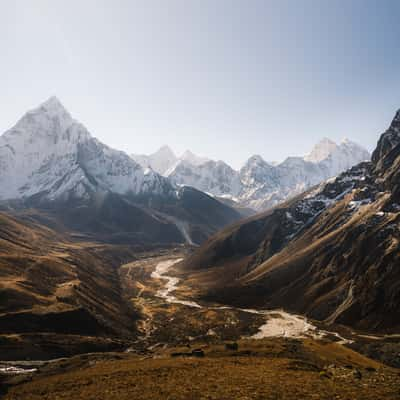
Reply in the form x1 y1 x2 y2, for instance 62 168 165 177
0 366 37 375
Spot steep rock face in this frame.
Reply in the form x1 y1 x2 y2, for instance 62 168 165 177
180 110 400 332
237 155 281 210
372 118 400 230
372 110 400 200
372 110 400 170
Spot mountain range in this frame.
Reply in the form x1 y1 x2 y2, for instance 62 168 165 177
132 138 370 212
0 97 240 245
0 97 368 248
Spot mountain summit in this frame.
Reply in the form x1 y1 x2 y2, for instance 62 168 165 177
131 145 178 174
131 147 210 175
304 137 338 163
372 108 400 172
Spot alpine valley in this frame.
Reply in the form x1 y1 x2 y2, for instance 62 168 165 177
1 99 400 400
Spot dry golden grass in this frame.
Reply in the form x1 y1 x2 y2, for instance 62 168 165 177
3 339 400 400
0 211 144 360
3 356 399 399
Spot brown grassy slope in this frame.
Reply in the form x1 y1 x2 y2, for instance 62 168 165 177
243 192 400 330
0 211 139 359
180 190 310 279
3 339 400 400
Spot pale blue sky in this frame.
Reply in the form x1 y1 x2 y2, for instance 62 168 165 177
1 0 400 168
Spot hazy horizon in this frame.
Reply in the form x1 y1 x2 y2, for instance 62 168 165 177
2 0 400 168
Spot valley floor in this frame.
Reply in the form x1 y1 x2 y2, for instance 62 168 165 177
119 254 354 349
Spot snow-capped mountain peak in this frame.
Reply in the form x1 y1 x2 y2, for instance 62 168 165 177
6 96 78 142
131 145 178 174
131 147 211 176
243 154 271 168
156 145 175 158
0 97 174 202
180 150 210 166
340 137 351 144
40 95 69 113
304 137 338 163
304 137 369 165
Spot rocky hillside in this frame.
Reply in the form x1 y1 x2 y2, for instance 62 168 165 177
180 110 400 333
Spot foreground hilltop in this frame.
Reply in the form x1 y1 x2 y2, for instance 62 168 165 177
3 338 400 399
180 108 400 333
